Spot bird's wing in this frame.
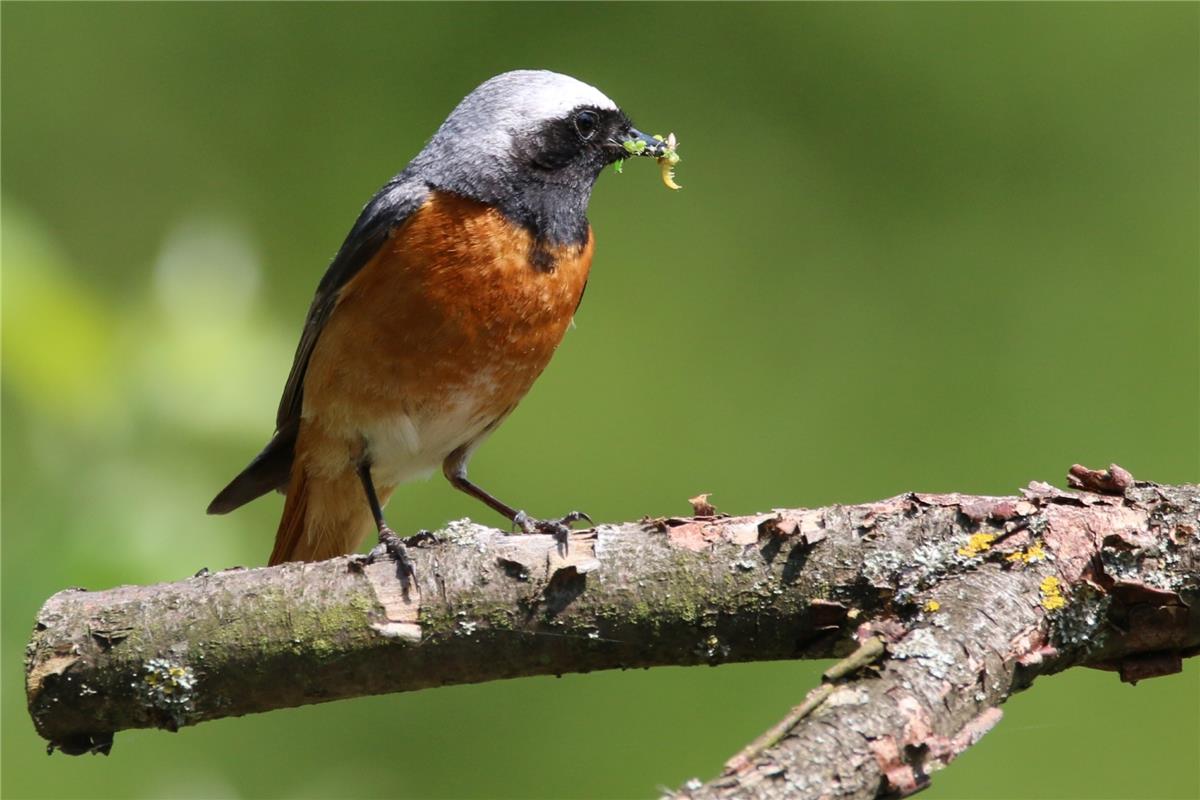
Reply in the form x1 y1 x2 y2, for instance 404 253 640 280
207 176 428 515
276 176 430 430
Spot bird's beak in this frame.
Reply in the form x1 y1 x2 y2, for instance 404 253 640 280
615 127 667 158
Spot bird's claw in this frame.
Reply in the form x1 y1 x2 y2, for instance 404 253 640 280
512 510 593 550
365 525 417 583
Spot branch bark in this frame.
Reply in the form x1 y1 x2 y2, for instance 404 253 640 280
26 467 1200 798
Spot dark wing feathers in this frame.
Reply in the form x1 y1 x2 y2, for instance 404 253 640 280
207 175 428 515
206 419 299 514
276 176 429 429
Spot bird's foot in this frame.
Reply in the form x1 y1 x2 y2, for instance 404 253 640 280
365 525 417 583
512 510 593 551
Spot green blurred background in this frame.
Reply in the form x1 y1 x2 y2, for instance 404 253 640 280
3 3 1197 798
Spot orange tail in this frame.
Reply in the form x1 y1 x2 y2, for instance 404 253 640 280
268 461 311 566
268 451 382 566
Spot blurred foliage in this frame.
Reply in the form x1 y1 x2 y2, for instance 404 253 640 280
2 3 1197 799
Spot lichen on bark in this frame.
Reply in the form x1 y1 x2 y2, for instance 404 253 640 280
25 468 1200 799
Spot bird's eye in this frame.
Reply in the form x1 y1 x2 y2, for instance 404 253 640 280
574 110 599 140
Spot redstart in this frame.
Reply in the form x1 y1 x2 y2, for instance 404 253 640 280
208 70 669 570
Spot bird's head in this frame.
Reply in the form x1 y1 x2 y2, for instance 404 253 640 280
410 70 666 241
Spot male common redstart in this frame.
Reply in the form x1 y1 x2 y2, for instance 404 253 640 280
208 70 669 570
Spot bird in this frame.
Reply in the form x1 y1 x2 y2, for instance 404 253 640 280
207 70 669 570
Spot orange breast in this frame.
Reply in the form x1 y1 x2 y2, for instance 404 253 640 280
300 190 593 478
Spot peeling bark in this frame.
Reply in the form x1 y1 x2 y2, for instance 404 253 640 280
25 468 1200 799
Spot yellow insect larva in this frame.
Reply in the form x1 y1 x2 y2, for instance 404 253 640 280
659 160 681 190
656 132 682 191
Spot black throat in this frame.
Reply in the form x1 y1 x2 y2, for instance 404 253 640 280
435 170 597 273
497 175 594 250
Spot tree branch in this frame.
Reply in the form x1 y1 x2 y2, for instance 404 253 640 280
26 467 1199 798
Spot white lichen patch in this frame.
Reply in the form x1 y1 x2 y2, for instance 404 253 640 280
1048 587 1111 653
1101 539 1181 593
824 686 870 707
371 622 422 642
911 542 951 571
891 628 958 680
862 548 905 586
141 657 196 728
441 518 492 547
865 537 980 605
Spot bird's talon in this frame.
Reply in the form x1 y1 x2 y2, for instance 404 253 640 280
560 510 593 527
366 526 417 582
509 511 593 548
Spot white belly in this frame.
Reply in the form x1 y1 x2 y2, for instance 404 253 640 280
359 391 498 488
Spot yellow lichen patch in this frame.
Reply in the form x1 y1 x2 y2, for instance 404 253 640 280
1040 576 1066 611
146 664 190 692
957 532 997 558
1007 541 1047 564
923 600 941 613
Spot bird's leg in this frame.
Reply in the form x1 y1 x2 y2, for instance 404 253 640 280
442 447 592 547
357 461 416 582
